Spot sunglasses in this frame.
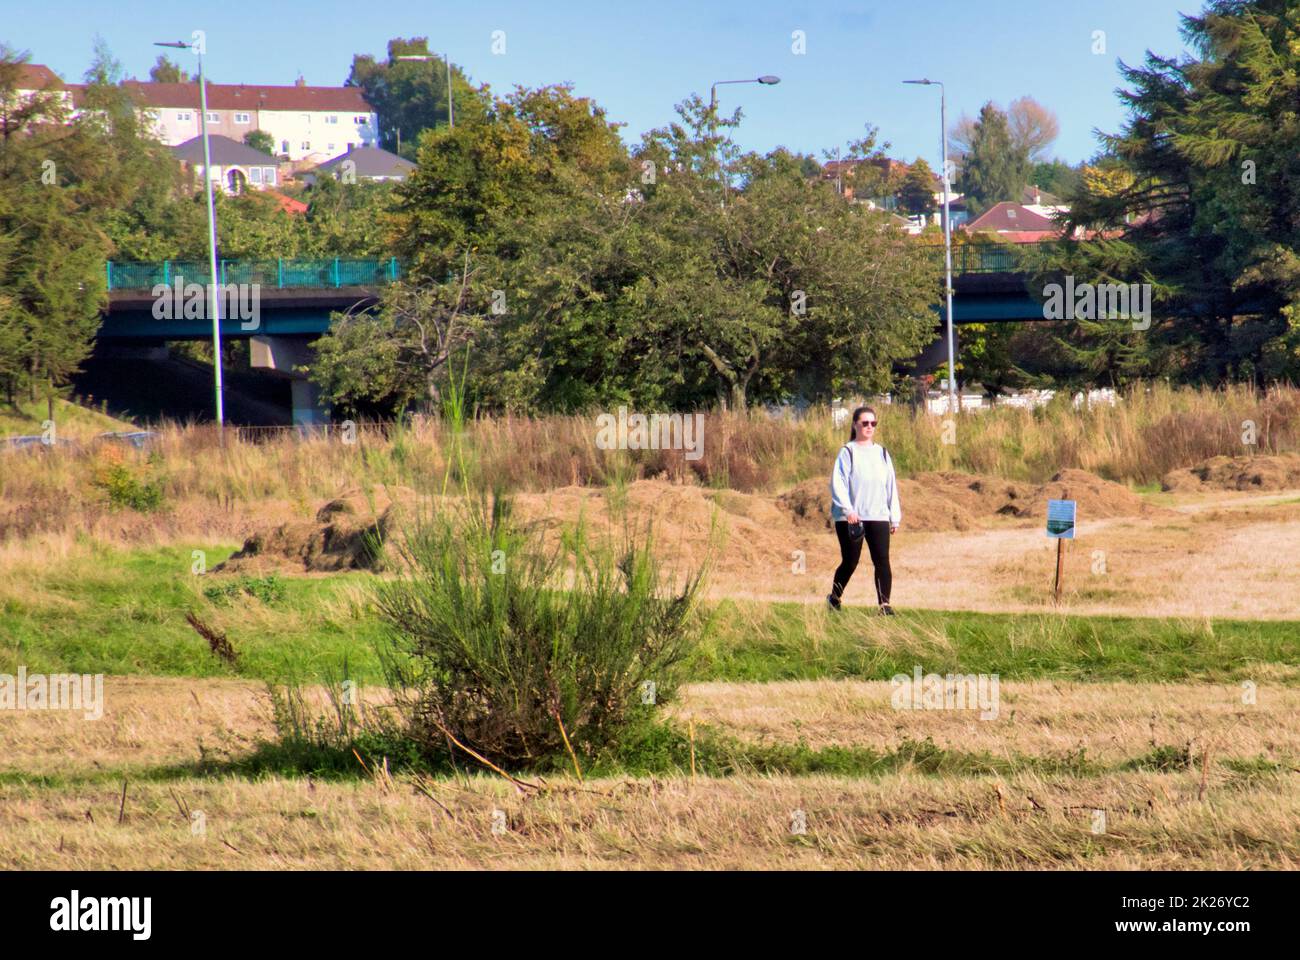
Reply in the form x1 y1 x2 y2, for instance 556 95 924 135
857 420 877 427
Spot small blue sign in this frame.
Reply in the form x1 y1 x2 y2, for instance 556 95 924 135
1047 499 1076 539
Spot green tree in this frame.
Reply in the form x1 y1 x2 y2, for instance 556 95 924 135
1030 159 1082 199
345 37 487 160
957 102 1030 217
0 44 114 405
315 83 636 412
313 85 939 415
311 257 485 413
148 55 189 83
1047 0 1300 386
897 157 937 216
243 129 275 155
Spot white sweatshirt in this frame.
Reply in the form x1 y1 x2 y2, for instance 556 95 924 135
830 441 901 525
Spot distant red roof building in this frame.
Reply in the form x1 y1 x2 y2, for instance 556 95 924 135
820 157 907 200
115 80 372 113
965 201 1059 236
13 63 64 91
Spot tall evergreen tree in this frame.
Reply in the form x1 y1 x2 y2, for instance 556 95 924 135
1046 0 1300 386
957 103 1031 217
0 47 105 405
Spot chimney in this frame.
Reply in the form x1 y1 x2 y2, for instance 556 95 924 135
295 74 306 87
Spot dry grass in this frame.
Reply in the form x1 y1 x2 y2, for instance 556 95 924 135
1 768 1294 870
3 384 1298 870
4 382 1299 544
673 680 1300 761
4 677 1293 776
2 673 1296 870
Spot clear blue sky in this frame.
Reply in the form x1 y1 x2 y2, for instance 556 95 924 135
3 0 1200 166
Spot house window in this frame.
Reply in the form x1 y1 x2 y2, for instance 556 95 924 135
234 112 250 123
301 141 310 150
177 111 192 120
263 167 276 186
326 115 338 124
206 112 219 122
281 140 289 153
302 114 311 123
249 167 261 184
327 143 335 152
354 116 368 125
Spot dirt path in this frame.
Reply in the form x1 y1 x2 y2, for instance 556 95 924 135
707 486 1300 620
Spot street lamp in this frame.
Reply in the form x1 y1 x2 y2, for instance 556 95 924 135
157 38 224 427
394 53 455 153
904 78 957 415
709 75 780 205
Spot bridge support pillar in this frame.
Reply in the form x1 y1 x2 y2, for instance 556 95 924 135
289 379 329 430
911 326 962 380
250 335 330 429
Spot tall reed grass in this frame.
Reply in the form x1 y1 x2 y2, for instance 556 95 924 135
2 382 1298 540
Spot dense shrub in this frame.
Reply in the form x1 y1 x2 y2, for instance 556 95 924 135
91 460 164 512
371 495 710 768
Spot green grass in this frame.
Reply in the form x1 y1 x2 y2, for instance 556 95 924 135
0 545 386 682
2 545 1297 685
0 397 135 440
691 600 1300 684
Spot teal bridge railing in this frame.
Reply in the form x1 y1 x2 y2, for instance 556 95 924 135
920 243 1042 274
106 257 403 292
106 244 1043 293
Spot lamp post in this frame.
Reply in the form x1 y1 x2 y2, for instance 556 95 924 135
709 75 780 205
157 38 224 427
904 78 957 415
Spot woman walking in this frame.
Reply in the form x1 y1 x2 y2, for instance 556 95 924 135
828 406 901 614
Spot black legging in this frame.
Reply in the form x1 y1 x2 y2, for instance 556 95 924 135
831 520 892 605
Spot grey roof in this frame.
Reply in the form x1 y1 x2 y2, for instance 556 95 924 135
312 146 415 179
171 134 279 166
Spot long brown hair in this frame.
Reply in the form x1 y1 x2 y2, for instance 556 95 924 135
848 406 876 441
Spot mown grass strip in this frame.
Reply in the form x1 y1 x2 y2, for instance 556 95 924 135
1 546 1296 685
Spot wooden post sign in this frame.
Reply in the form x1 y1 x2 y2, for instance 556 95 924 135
1046 499 1076 603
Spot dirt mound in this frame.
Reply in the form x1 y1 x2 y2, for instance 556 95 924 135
216 467 1165 578
512 481 799 576
1014 468 1165 520
215 486 415 573
1162 454 1300 493
776 468 1155 531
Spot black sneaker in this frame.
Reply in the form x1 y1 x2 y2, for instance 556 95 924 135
879 604 896 616
826 594 842 612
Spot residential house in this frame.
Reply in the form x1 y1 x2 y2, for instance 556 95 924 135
172 134 285 194
9 63 76 117
116 76 378 163
303 145 415 185
820 156 907 205
963 201 1065 242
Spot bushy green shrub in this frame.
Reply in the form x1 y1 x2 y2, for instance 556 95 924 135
204 574 287 605
92 461 164 512
371 495 710 769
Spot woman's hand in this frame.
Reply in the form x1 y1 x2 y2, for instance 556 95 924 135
891 524 899 534
847 512 860 525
